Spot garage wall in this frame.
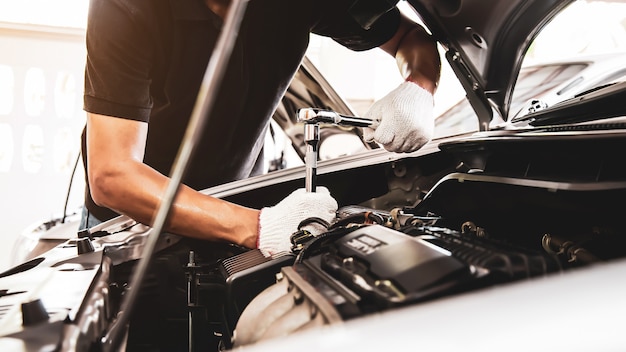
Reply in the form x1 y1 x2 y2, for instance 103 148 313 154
0 22 87 270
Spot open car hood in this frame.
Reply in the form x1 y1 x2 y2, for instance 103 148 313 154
406 0 575 129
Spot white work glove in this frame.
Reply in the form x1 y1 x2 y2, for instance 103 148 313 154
363 81 434 153
258 187 338 255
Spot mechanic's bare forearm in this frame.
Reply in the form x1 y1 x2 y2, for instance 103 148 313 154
380 16 441 94
168 182 260 248
86 113 259 248
89 161 259 248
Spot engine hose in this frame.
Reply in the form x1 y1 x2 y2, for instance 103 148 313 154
542 234 601 264
568 247 601 264
293 225 364 265
293 209 397 264
298 217 331 230
330 211 387 230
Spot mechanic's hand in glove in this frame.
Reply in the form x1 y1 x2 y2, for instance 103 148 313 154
258 187 338 255
363 81 434 153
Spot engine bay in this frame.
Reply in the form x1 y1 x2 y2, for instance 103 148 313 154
137 127 626 351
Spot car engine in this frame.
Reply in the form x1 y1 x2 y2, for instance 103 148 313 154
167 122 626 351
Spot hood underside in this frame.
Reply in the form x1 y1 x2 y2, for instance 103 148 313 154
405 0 575 129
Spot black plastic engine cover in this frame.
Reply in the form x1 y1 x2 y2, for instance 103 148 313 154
320 225 475 307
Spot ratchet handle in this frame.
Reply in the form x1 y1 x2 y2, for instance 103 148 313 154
297 108 378 128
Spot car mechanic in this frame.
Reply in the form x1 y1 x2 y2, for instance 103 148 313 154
79 0 441 256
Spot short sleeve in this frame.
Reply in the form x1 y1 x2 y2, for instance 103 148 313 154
312 6 401 52
83 0 160 122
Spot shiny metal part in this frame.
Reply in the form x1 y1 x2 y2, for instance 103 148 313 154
304 123 319 192
298 108 377 192
297 108 377 128
525 99 549 114
233 266 342 348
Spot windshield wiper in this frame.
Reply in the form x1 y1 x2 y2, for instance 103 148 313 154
511 81 626 127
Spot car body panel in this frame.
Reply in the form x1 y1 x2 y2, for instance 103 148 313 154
435 52 626 137
409 0 575 128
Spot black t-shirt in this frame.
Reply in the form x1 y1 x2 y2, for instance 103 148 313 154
82 0 401 220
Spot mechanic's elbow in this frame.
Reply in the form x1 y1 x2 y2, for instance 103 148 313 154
88 171 121 210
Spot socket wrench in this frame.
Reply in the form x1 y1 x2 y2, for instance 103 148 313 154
297 108 377 192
